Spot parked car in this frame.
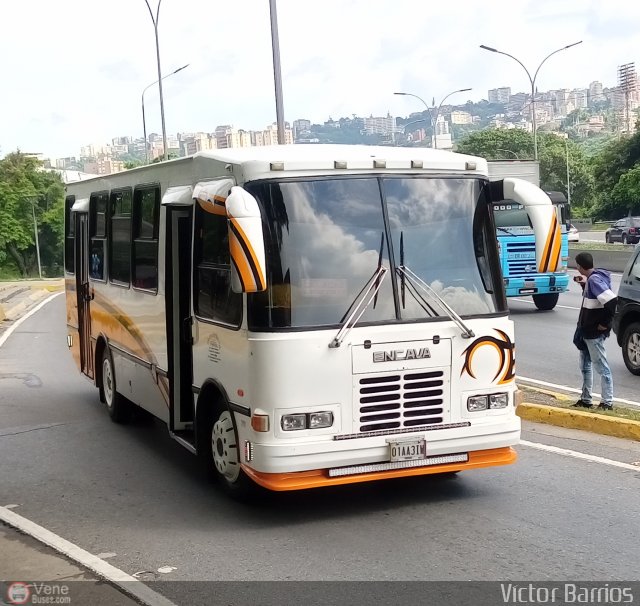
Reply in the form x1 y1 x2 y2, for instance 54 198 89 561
568 224 579 242
605 217 640 244
613 247 640 374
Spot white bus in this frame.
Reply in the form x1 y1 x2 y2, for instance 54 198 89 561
64 145 560 495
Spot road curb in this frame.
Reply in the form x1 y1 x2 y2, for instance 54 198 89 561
518 402 640 441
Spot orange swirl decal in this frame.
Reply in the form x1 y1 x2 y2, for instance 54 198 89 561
197 194 227 216
461 329 515 385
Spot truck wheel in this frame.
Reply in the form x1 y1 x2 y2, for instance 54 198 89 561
101 349 131 423
622 322 640 375
532 293 559 311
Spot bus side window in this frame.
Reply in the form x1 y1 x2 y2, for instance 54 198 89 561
193 205 242 327
64 195 75 274
132 186 160 293
89 192 109 281
109 188 132 286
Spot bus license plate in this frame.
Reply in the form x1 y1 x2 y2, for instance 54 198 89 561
388 438 426 462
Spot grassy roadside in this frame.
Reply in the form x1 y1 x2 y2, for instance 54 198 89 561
520 384 640 422
569 241 636 252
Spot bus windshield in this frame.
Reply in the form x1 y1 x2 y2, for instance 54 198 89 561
494 199 566 231
246 176 504 330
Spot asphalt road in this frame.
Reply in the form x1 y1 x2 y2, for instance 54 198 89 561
510 271 640 404
1 295 640 603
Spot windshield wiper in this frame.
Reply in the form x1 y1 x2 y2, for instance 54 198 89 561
396 266 475 339
329 265 388 349
497 226 517 236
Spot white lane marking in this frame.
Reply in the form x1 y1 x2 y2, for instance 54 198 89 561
0 506 178 606
520 440 640 472
0 292 63 348
511 297 580 310
518 375 640 409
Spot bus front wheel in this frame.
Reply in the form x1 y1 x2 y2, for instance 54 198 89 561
199 407 255 498
100 349 131 423
532 293 559 311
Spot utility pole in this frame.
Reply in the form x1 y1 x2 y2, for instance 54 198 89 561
31 200 42 279
269 0 286 144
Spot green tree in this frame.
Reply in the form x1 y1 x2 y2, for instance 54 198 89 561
590 126 640 219
611 165 640 214
0 152 65 277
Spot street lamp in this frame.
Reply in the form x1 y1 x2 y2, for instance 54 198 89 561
565 138 571 206
479 41 582 160
143 0 169 161
394 88 471 149
269 0 286 144
26 197 42 279
141 64 189 163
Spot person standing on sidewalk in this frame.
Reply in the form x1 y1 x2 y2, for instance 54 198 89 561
572 252 617 411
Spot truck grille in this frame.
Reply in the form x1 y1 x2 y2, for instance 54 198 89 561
357 370 447 432
506 241 536 276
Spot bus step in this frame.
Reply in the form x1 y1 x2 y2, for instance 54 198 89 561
170 430 197 454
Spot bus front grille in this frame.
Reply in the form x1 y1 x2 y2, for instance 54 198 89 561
505 241 536 276
357 370 447 432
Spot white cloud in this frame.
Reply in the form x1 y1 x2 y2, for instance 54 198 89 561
0 0 638 158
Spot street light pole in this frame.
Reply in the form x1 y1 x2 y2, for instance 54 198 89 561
141 64 189 163
479 41 582 161
395 88 471 149
393 93 435 147
143 0 168 161
269 0 286 144
31 200 42 279
565 138 571 206
433 88 472 149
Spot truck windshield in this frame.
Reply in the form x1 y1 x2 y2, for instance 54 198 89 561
246 176 504 330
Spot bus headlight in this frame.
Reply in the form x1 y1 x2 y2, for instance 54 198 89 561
309 411 333 429
281 411 335 431
281 414 307 431
489 393 509 409
467 395 488 411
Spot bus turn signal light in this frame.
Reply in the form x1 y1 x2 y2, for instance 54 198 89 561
251 413 269 432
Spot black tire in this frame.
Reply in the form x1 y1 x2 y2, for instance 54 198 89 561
100 348 131 423
198 406 256 499
622 234 628 245
532 293 559 311
622 322 640 375
605 233 610 244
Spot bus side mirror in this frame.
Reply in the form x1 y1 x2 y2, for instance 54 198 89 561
497 178 561 273
225 186 267 293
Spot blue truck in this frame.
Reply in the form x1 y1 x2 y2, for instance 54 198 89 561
488 161 569 311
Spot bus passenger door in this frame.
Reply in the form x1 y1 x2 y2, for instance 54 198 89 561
166 207 194 434
75 212 94 379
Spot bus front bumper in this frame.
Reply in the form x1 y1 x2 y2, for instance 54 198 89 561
242 446 517 491
240 418 520 491
503 274 569 297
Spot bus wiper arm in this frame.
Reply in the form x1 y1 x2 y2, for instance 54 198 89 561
497 226 517 236
396 266 475 339
329 266 388 349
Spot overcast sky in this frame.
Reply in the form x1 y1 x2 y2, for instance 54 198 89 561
1 0 639 159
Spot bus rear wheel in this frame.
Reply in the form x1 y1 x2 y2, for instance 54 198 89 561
532 293 559 311
100 349 131 423
199 408 255 498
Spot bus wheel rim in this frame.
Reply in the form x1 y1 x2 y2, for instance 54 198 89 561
211 411 240 483
102 358 114 408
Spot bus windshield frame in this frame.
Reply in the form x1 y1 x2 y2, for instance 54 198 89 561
244 175 507 331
